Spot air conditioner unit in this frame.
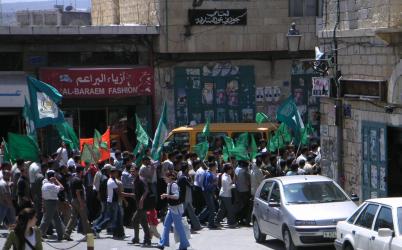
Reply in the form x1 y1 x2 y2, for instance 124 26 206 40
340 79 387 101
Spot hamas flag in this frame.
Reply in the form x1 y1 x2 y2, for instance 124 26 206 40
27 76 65 128
151 102 169 161
276 95 304 142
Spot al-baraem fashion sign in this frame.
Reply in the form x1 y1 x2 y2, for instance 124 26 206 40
39 67 154 98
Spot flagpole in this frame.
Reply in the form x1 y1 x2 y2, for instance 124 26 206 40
1 137 13 165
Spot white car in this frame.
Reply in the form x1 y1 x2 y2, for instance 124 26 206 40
335 198 402 250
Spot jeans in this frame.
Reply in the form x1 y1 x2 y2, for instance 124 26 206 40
159 210 190 249
39 200 65 239
237 191 251 224
93 202 118 233
0 204 16 225
198 191 216 227
215 196 236 225
93 201 106 226
184 202 201 230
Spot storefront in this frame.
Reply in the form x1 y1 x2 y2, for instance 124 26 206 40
0 72 29 140
39 67 154 152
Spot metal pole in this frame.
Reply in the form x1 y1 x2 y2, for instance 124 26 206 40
334 0 344 187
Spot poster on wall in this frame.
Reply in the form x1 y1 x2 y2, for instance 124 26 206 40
312 77 330 97
174 64 255 126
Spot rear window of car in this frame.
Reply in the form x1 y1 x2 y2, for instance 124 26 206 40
374 206 393 231
347 203 366 224
355 204 379 229
397 207 402 234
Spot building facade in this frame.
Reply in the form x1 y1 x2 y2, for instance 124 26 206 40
92 0 321 130
318 0 402 199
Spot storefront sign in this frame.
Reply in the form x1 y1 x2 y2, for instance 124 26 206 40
312 77 330 97
188 9 247 25
39 67 154 98
0 73 28 107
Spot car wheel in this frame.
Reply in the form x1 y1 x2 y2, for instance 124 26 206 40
283 227 297 250
253 218 266 243
344 244 354 250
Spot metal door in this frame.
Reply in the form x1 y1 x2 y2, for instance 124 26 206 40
362 122 387 200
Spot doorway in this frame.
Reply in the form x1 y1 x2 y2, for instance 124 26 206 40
387 127 402 197
79 109 107 138
0 114 21 139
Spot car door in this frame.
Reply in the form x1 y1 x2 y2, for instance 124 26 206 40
353 203 380 250
255 181 273 234
266 182 282 238
369 206 394 250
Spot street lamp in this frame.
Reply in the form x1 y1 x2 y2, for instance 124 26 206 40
286 22 302 53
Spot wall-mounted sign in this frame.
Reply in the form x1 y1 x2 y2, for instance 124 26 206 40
39 67 154 98
188 9 247 25
312 77 330 97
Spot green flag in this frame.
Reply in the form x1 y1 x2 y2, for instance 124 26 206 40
202 119 210 138
55 122 79 150
229 145 249 161
23 97 37 138
193 141 209 160
277 123 292 143
8 132 39 162
222 136 235 162
250 134 258 160
136 115 150 147
255 112 270 124
81 143 97 164
236 132 249 148
301 122 315 145
94 129 108 150
276 96 304 141
151 102 169 161
268 133 285 152
27 76 65 128
2 139 12 164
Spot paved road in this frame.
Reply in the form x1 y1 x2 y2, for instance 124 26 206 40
0 225 335 250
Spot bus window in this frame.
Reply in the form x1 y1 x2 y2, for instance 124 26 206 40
232 132 266 145
164 132 190 151
196 132 228 151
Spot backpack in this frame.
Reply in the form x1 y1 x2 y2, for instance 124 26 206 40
98 175 108 202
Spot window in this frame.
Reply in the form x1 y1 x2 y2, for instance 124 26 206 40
355 204 379 229
397 208 402 235
259 182 273 201
196 132 227 151
289 0 323 17
270 183 281 203
347 204 366 224
164 132 190 150
374 207 393 231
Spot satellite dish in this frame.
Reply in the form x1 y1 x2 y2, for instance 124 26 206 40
65 5 74 11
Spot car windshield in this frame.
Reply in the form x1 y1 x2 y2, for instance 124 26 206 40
283 181 348 204
397 207 402 234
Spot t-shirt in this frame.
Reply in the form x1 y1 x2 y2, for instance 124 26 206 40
29 162 41 184
133 177 147 204
0 179 11 205
70 176 84 199
67 158 76 168
194 168 205 188
107 178 118 203
42 179 62 200
25 230 36 250
57 147 68 167
235 166 250 192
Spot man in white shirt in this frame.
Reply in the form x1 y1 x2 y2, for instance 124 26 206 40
56 142 69 167
193 161 206 214
296 146 308 165
39 170 65 241
250 161 264 197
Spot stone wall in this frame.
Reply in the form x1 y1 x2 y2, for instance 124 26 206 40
320 98 402 198
157 0 317 53
119 0 159 25
92 0 120 25
322 0 402 32
153 59 293 129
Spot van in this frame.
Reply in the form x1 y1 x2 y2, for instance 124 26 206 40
163 122 277 152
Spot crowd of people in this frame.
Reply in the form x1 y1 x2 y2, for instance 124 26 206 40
0 138 321 250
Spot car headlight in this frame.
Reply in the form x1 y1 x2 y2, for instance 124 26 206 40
295 220 317 226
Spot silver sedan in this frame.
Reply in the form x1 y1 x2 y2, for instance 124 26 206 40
252 175 358 250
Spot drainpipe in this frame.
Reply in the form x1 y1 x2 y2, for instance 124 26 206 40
165 0 169 52
334 0 344 187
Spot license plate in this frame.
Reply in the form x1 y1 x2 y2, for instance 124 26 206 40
323 231 337 238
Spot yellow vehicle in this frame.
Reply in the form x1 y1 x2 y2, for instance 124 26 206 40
163 123 278 152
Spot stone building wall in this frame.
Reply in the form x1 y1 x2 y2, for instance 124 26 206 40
91 0 120 25
119 0 159 25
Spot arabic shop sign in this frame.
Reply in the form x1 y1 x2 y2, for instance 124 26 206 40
39 67 154 98
188 9 247 25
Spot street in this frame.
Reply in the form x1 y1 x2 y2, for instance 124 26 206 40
0 225 335 250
